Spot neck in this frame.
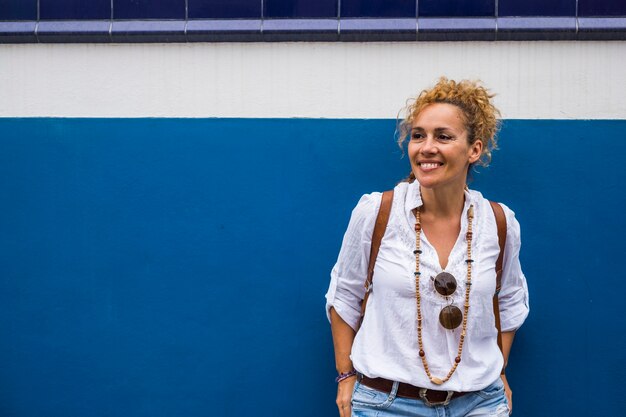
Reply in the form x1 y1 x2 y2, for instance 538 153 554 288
419 183 467 218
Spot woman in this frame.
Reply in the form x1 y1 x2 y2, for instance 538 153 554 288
325 78 529 417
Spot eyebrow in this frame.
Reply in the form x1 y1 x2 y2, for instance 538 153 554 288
411 127 455 133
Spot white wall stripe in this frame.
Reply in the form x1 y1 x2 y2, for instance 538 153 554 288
1 41 624 119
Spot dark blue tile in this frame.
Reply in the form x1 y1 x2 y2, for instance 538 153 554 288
339 18 415 40
417 17 495 40
419 0 494 17
186 19 262 41
37 20 111 42
188 0 261 19
0 21 37 42
341 0 415 18
579 0 626 17
577 17 626 39
0 0 37 20
111 20 186 41
263 19 338 40
114 0 185 20
265 0 337 18
499 0 575 17
40 0 111 20
496 17 576 40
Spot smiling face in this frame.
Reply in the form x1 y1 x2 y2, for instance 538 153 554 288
408 103 483 192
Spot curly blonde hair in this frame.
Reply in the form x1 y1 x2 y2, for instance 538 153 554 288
397 77 501 180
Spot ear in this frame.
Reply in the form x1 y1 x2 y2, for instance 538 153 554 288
468 139 483 164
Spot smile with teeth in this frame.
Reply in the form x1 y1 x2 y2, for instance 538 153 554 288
418 162 443 170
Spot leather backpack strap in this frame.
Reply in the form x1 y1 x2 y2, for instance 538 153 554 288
489 200 507 371
357 190 394 330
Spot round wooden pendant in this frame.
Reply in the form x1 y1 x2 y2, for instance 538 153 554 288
433 272 457 297
439 305 463 330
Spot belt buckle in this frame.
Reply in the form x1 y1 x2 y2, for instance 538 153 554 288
419 388 454 407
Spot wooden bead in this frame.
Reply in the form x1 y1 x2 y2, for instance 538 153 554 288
412 204 474 386
431 377 444 385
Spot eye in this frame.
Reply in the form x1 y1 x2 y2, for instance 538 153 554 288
411 132 425 141
438 134 453 141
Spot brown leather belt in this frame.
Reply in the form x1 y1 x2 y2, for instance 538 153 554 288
359 375 467 406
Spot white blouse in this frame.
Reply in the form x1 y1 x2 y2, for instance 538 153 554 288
325 180 529 392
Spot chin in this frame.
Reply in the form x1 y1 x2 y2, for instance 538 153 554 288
412 174 435 188
417 182 437 190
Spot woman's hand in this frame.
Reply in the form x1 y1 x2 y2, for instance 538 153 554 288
500 374 512 414
330 308 358 416
499 332 516 414
336 375 356 417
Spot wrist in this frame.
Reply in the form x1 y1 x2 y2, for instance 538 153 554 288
335 369 357 383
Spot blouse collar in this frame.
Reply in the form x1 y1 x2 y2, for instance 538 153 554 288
404 179 474 224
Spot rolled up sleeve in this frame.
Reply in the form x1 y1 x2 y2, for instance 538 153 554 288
498 205 530 332
325 192 381 331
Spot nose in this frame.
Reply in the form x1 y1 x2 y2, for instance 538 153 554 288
420 135 439 155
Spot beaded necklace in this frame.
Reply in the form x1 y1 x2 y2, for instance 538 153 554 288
414 204 474 385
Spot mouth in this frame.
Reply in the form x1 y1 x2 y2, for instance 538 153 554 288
417 161 443 170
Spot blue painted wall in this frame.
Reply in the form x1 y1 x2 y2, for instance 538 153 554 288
0 118 624 416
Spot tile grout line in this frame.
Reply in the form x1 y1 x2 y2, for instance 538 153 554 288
34 0 39 42
337 0 340 36
184 0 188 40
416 0 419 41
260 0 264 34
109 0 113 41
575 0 579 34
495 0 499 38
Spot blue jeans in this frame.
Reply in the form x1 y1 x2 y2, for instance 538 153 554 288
351 377 510 417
